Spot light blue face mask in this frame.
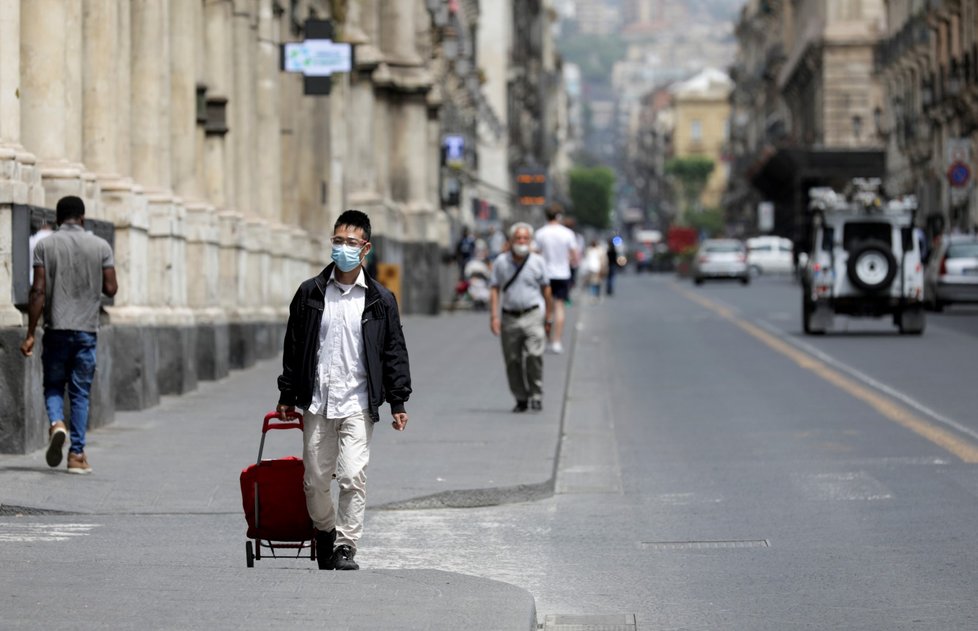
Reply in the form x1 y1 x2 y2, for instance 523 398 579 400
331 244 363 272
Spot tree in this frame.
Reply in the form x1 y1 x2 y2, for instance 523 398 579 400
665 156 715 219
568 167 616 229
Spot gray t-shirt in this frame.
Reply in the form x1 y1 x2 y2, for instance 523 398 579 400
33 224 115 332
490 252 549 311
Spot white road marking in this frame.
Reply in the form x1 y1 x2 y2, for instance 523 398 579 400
0 522 99 543
755 319 978 443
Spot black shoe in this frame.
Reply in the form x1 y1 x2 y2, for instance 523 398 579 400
530 400 542 411
512 401 528 413
331 544 359 570
315 529 336 570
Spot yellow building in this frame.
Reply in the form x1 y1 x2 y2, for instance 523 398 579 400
670 69 732 210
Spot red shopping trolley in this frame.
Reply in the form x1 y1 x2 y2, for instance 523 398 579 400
240 411 316 567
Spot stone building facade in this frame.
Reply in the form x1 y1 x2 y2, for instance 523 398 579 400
726 0 887 244
877 0 978 234
0 0 514 453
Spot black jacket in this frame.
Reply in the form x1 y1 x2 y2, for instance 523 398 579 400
277 264 411 422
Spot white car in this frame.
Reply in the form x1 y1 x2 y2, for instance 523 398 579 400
693 239 750 285
746 236 794 275
924 235 978 310
802 183 925 335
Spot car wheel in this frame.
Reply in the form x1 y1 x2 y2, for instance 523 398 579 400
897 306 926 335
694 277 704 286
802 292 814 334
933 300 945 313
741 275 750 285
846 240 897 292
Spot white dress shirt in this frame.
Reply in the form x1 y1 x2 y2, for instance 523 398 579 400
308 269 369 418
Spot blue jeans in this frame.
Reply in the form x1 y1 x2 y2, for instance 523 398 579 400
42 330 97 454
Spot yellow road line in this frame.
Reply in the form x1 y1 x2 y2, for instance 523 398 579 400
675 285 978 463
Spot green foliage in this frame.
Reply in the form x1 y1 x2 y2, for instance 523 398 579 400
686 207 725 237
557 35 627 84
568 167 616 229
665 156 715 215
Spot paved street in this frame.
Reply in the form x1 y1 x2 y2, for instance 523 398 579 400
5 273 978 629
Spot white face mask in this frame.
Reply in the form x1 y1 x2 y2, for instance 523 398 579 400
512 244 530 257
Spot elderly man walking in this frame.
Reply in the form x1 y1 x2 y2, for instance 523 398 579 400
489 223 554 412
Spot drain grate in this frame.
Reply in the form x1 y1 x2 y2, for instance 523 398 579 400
640 539 769 551
0 504 74 516
541 614 637 631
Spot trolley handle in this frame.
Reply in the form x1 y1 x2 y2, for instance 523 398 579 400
262 410 303 434
257 410 304 464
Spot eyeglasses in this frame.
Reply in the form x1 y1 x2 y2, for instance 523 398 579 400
330 236 367 248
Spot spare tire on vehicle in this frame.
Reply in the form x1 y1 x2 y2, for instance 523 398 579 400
846 239 897 292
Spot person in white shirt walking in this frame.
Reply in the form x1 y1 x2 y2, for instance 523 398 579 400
533 205 579 354
276 210 412 571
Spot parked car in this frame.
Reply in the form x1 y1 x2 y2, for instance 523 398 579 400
924 234 978 311
746 236 794 276
692 239 749 285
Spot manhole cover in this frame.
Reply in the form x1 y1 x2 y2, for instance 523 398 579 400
542 614 637 631
640 539 769 551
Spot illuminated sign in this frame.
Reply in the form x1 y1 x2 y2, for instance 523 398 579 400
516 168 547 206
442 134 465 168
281 20 352 95
284 40 352 76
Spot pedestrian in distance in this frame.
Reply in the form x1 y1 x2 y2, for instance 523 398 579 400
533 204 579 354
582 239 607 303
455 225 476 281
606 235 623 297
489 222 554 413
276 209 412 571
20 196 117 474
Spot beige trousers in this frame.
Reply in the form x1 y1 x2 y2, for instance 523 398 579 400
302 409 374 551
500 310 546 402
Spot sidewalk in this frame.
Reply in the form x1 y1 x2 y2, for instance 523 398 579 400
0 308 575 630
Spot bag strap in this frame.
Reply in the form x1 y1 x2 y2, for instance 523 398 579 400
502 255 530 293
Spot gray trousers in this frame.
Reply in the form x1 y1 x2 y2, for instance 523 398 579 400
500 310 546 402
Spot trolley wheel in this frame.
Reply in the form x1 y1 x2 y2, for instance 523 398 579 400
246 541 255 568
311 538 317 561
254 540 261 560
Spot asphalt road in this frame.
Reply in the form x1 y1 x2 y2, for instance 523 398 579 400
367 273 978 629
4 272 978 630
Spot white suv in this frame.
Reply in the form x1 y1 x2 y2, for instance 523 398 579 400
802 182 925 335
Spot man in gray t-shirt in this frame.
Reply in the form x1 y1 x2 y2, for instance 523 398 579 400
21 196 117 474
489 222 553 412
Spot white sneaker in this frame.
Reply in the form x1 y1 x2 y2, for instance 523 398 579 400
549 342 564 354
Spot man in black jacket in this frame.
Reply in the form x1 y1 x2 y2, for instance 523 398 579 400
276 210 411 571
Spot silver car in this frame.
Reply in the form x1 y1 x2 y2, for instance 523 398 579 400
925 235 978 311
693 239 750 285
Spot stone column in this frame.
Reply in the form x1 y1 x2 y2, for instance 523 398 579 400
131 0 171 192
82 0 120 177
279 56 303 227
0 0 21 150
256 0 281 223
347 73 381 212
352 0 383 66
65 0 83 168
231 0 257 217
204 0 232 210
380 0 422 65
20 0 84 203
171 0 199 202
